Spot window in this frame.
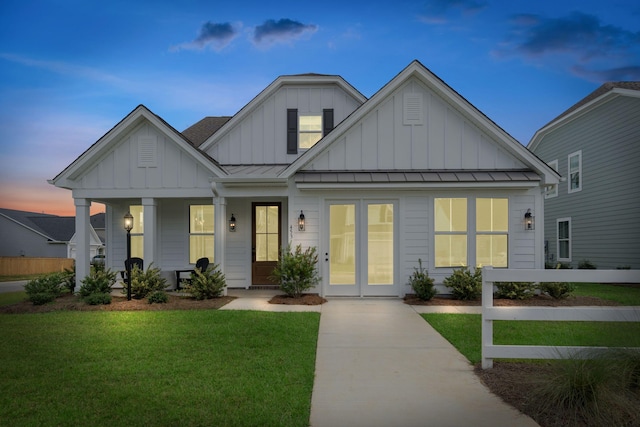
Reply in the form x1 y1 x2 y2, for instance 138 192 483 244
189 205 214 264
568 151 582 193
546 160 558 199
434 198 467 267
476 198 508 268
299 115 322 149
368 204 394 285
557 218 571 261
287 109 334 154
129 205 144 259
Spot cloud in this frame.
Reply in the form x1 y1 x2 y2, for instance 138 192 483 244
496 11 640 82
571 65 640 81
253 19 318 45
419 0 487 24
171 21 239 52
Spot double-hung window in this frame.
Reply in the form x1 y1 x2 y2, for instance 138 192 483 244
189 205 214 264
287 109 334 154
129 205 144 259
476 198 508 268
568 151 582 193
557 218 571 261
434 198 467 267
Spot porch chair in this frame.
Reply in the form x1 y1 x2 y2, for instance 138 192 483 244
120 257 144 280
177 257 210 289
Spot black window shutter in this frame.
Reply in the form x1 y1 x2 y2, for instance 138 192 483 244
323 109 334 136
287 109 298 154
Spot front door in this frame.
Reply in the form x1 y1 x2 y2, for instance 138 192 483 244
325 201 396 296
252 203 281 285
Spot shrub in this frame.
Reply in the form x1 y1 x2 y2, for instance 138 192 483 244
407 259 436 301
539 282 575 299
270 245 321 298
578 259 597 269
24 273 64 305
84 293 112 305
443 266 482 300
184 265 226 300
79 267 117 299
494 282 536 300
61 264 76 294
148 290 169 304
127 263 167 299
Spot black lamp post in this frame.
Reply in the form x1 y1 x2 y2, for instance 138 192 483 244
124 211 134 301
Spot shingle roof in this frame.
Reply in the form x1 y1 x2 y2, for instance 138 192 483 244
0 208 105 242
182 116 232 147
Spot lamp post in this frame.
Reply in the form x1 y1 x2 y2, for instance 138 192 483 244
123 211 134 301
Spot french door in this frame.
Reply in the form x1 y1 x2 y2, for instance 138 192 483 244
252 203 281 285
325 201 396 296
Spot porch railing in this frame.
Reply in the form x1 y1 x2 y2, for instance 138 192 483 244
481 267 640 369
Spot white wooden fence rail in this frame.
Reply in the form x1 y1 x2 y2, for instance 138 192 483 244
481 267 640 369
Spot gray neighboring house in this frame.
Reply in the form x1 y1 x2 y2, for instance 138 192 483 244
528 82 640 269
0 208 105 259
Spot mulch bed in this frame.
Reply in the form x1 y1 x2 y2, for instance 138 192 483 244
269 294 327 305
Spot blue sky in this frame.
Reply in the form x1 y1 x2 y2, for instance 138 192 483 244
1 0 639 215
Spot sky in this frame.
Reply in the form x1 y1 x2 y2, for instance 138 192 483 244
1 0 639 216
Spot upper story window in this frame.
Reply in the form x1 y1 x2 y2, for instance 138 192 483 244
287 109 334 154
568 150 582 193
546 160 558 199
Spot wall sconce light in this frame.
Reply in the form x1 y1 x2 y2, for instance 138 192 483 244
229 213 236 232
298 210 305 231
524 209 535 231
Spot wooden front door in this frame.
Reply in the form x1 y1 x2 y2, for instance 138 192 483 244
252 203 281 285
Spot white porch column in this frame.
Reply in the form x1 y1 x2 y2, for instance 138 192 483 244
214 197 227 296
142 198 157 268
74 198 91 292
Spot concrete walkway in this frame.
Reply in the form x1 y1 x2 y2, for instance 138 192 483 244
222 291 538 427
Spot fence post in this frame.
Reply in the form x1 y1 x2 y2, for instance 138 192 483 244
481 266 494 369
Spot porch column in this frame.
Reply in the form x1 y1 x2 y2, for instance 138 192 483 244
142 198 157 268
74 198 91 292
214 197 227 296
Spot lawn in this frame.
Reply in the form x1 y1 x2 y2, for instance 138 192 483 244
573 282 640 305
0 310 320 426
0 291 27 306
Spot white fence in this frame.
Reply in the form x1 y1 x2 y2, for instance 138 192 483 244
481 267 640 369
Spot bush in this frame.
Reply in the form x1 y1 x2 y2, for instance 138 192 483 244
24 273 64 305
443 267 482 300
127 263 167 299
79 267 117 299
270 245 321 298
184 265 226 300
148 290 169 304
494 282 536 300
539 282 575 299
407 259 436 301
84 293 112 305
578 259 597 269
61 264 76 294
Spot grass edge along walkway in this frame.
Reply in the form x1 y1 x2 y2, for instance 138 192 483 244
0 310 320 427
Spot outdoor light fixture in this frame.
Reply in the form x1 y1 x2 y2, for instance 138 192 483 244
123 211 134 301
298 210 305 231
524 209 535 231
229 213 236 232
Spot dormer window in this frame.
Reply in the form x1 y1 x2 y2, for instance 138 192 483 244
287 109 334 154
299 115 322 149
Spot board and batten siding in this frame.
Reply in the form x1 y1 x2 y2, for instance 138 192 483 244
207 85 362 165
533 95 640 268
78 122 213 192
304 78 528 171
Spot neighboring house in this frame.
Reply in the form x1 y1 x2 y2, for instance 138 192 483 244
0 208 104 260
528 82 640 270
51 60 559 295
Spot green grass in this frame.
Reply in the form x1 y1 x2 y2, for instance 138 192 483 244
573 282 640 305
0 310 320 426
423 313 640 364
0 274 42 282
0 291 27 306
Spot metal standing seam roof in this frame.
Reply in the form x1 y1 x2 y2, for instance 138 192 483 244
294 170 541 184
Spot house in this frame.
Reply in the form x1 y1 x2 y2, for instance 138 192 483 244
528 82 640 269
51 60 559 295
0 208 104 259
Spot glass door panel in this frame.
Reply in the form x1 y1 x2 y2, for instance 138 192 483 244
329 204 356 286
367 204 393 285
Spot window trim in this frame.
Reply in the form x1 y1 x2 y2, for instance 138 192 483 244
546 159 558 199
568 150 582 194
189 205 215 264
475 198 509 268
298 114 323 150
557 217 572 262
434 198 468 268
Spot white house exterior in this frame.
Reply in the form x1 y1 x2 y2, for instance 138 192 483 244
51 60 560 296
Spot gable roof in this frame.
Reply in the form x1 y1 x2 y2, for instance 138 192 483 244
182 116 232 147
528 81 640 151
280 60 560 185
0 208 103 243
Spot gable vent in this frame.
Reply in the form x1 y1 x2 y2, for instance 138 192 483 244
138 137 157 167
403 93 423 125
